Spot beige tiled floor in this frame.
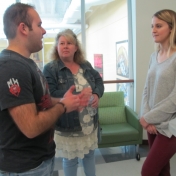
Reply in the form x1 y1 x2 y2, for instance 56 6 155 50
54 146 176 176
57 156 176 176
58 157 145 176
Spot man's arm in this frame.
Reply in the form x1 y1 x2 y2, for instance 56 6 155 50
51 97 61 105
9 86 80 139
9 102 64 138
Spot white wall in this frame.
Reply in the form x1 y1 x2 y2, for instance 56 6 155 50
133 0 176 138
85 0 128 92
0 39 7 52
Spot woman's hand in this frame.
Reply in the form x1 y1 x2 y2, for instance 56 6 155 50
91 94 99 108
146 124 158 135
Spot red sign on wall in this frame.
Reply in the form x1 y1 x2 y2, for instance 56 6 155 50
94 54 103 79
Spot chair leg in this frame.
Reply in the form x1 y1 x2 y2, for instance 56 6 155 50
135 144 140 161
135 144 139 153
125 146 127 153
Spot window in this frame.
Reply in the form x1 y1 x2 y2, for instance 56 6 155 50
0 0 16 51
0 0 134 107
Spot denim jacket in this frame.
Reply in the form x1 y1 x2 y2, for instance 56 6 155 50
43 59 104 132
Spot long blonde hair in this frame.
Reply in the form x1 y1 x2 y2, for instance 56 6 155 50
153 9 176 54
49 29 86 64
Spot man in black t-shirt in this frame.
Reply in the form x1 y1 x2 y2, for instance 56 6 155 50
0 3 83 175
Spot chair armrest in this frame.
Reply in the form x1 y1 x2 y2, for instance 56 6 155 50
125 106 142 133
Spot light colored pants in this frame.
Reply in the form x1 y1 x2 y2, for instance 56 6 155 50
0 157 55 176
63 150 96 176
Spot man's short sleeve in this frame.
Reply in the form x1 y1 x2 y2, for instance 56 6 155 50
0 60 35 110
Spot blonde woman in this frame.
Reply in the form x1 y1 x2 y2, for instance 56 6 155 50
140 9 176 176
43 29 104 176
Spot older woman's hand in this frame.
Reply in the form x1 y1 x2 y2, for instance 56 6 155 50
91 94 99 108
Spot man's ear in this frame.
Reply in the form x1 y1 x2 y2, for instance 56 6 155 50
18 23 28 36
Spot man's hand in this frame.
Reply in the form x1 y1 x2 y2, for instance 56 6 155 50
139 117 149 129
61 85 80 113
63 85 76 98
79 87 92 107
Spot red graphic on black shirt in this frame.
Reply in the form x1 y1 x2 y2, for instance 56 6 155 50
35 66 52 110
7 78 21 97
35 65 53 143
38 94 52 110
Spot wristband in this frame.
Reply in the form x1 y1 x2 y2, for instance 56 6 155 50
57 102 66 113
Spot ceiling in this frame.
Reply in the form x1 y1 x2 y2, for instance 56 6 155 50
25 0 115 37
0 0 115 39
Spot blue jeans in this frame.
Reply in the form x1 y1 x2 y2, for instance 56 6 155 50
0 157 55 176
63 150 96 176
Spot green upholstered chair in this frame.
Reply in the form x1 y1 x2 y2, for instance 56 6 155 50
98 91 142 160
